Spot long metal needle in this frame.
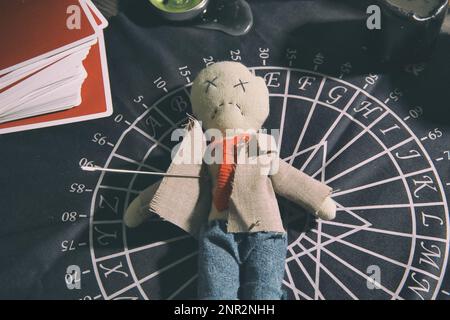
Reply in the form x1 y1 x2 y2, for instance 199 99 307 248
81 165 200 178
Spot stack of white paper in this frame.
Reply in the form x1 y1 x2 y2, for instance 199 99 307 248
0 0 112 134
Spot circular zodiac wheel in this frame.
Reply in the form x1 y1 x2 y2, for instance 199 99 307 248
88 66 449 300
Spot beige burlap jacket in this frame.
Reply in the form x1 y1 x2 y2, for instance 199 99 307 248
147 120 332 238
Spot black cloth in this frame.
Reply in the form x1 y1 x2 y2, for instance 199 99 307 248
1 0 449 300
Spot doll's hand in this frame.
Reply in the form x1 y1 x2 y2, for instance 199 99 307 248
124 193 148 228
124 181 161 228
316 196 336 221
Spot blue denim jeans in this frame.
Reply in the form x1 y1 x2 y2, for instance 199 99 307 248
198 220 287 300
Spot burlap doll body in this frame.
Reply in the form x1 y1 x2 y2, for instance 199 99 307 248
124 62 336 299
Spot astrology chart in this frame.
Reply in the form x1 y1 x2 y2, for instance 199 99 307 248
1 0 449 300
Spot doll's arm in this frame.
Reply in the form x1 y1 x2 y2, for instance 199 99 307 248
270 159 336 220
124 180 162 228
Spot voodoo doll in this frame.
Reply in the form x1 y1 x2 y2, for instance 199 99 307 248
124 61 336 300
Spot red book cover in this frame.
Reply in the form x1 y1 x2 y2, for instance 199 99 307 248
0 0 97 75
0 0 113 134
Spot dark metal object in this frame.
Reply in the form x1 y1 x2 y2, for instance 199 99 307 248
375 0 449 64
147 0 253 36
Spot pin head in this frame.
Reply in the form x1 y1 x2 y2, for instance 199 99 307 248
81 165 97 172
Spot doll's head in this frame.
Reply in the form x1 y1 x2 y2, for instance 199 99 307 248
190 62 269 134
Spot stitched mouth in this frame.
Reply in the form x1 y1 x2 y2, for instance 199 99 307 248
235 103 244 116
211 108 219 120
211 102 244 120
210 102 224 120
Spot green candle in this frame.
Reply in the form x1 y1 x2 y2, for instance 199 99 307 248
149 0 204 13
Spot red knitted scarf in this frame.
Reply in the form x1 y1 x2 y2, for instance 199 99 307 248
213 134 250 211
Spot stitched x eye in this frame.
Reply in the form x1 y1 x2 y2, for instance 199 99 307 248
233 79 249 92
204 76 218 93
